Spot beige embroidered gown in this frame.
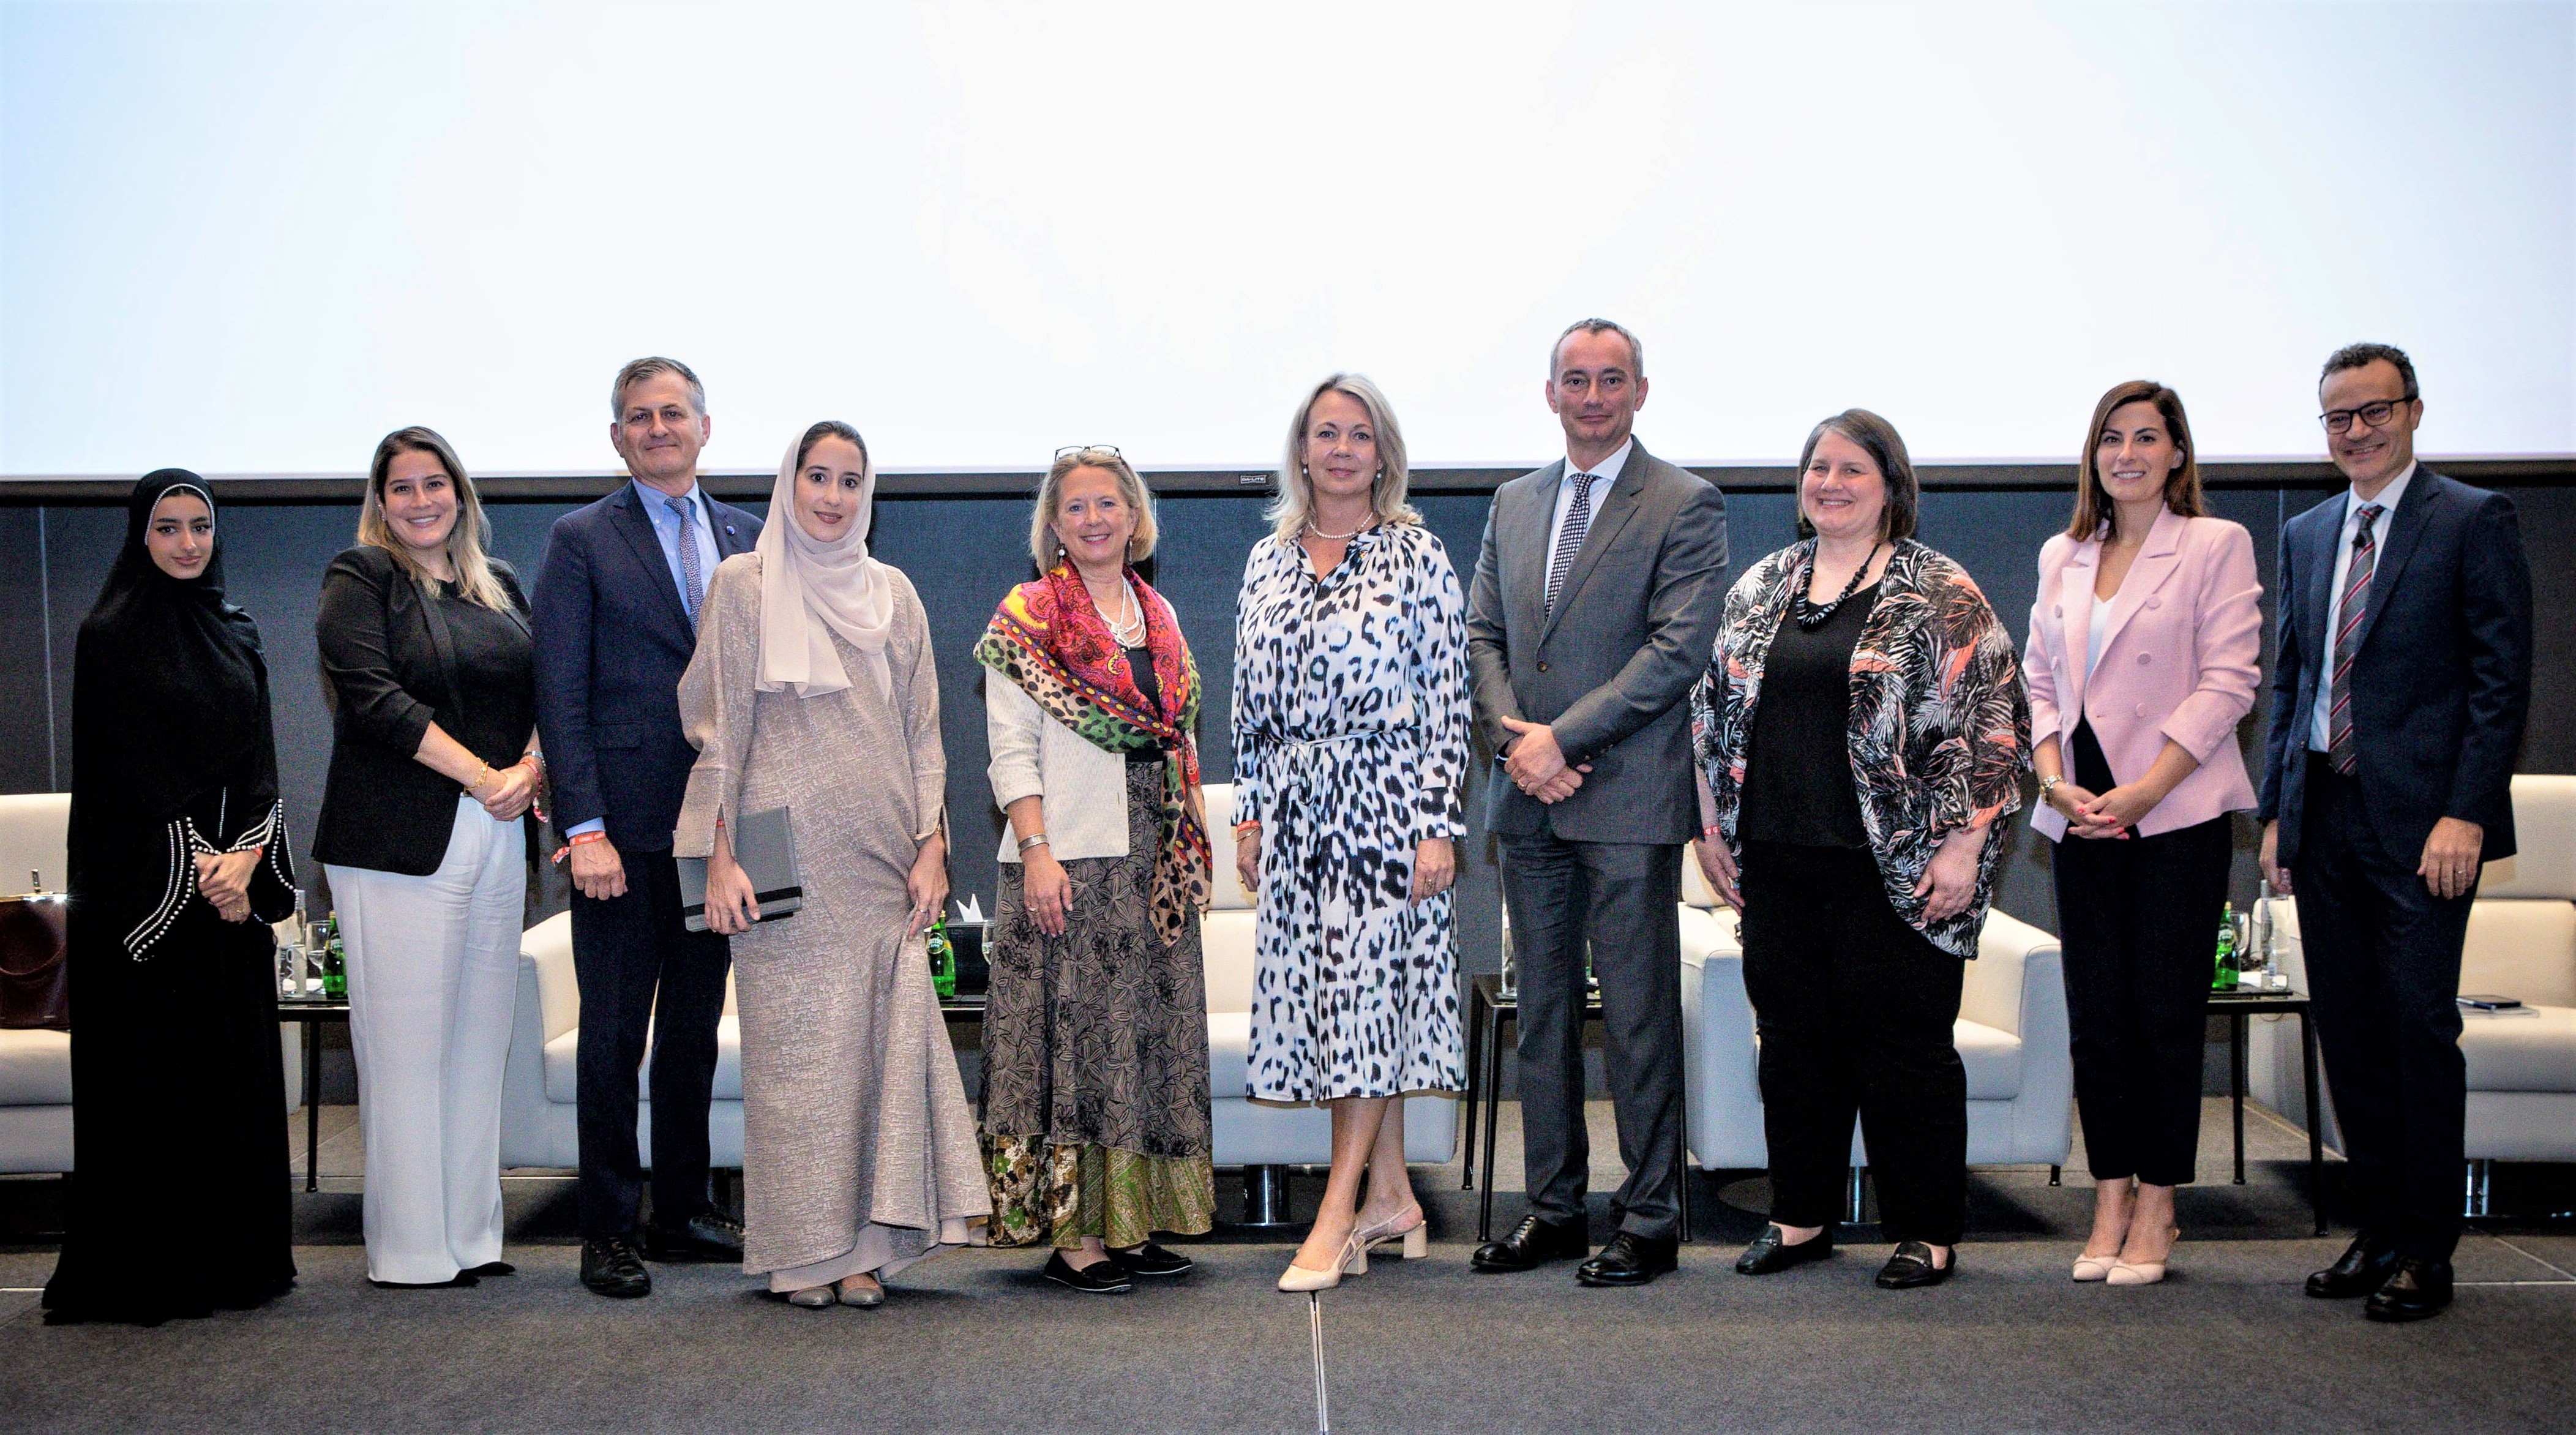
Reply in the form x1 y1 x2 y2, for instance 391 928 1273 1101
676 554 989 1291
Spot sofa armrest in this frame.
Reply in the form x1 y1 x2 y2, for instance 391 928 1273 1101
523 910 578 1044
1964 909 2053 1037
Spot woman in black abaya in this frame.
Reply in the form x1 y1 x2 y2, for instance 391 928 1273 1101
43 470 299 1325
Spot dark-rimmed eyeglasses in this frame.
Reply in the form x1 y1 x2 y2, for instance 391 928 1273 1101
2318 397 2416 435
1054 444 1123 460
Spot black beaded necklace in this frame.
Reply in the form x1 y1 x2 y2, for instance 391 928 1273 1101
1793 542 1884 630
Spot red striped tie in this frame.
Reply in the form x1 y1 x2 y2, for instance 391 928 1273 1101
2325 503 2385 776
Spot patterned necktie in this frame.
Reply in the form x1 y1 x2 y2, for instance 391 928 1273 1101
2326 502 2385 776
1544 473 1594 616
665 493 703 628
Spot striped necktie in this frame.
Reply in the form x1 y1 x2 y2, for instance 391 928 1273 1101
1544 474 1595 616
2325 502 2384 776
665 493 703 628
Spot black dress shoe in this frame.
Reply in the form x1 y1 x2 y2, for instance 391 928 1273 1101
1108 1242 1194 1278
368 1272 479 1290
580 1235 651 1298
642 1211 746 1263
1577 1231 1679 1287
462 1261 515 1279
1737 1224 1836 1275
2305 1233 2399 1299
1875 1241 1956 1289
1043 1251 1134 1294
1470 1215 1590 1273
2364 1258 2454 1322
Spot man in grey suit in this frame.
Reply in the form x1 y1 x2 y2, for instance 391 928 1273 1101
1466 318 1728 1286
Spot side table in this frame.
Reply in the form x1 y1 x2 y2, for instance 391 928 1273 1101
278 999 350 1193
2207 986 2326 1235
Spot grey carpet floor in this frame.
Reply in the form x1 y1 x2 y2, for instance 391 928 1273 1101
2 1101 2570 1434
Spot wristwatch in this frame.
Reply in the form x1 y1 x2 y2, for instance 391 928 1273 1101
2038 774 2062 807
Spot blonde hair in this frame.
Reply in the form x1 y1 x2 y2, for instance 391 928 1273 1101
1029 446 1158 571
1270 373 1419 544
359 427 513 610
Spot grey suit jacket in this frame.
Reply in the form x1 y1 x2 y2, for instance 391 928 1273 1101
1467 440 1729 844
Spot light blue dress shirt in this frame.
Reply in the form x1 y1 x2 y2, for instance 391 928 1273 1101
636 478 721 617
566 480 723 842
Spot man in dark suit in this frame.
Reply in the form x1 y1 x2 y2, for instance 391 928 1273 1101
534 356 763 1298
1465 319 1728 1286
2259 342 2532 1323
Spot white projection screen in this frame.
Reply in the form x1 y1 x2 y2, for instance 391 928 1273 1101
3 0 2570 478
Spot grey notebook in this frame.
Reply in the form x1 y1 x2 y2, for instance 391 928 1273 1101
678 806 804 932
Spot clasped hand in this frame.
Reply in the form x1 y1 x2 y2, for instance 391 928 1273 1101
192 847 261 924
2050 779 2155 839
472 757 540 822
1499 718 1591 804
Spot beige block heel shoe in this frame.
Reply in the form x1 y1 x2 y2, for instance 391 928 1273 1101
1278 1233 1368 1293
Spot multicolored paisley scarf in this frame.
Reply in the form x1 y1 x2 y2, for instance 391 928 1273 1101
975 563 1210 945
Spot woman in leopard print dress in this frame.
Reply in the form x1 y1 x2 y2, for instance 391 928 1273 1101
1234 374 1470 1290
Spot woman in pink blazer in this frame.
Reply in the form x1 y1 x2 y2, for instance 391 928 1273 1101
2026 380 2261 1288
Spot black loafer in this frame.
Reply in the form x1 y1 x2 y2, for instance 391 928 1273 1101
462 1261 515 1279
643 1211 746 1263
580 1235 651 1298
1471 1215 1590 1273
2305 1234 2398 1299
1043 1251 1134 1294
1108 1242 1194 1278
1577 1231 1679 1287
1875 1241 1956 1289
2364 1258 2454 1322
1737 1224 1836 1275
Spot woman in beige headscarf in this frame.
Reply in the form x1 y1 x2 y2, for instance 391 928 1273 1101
675 420 989 1310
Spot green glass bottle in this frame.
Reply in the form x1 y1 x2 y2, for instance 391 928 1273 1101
323 935 348 1001
927 915 956 1001
2211 901 2237 992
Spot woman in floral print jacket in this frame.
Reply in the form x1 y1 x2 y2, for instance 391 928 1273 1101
1688 408 2029 1292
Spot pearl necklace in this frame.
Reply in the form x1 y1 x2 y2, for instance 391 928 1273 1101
1090 579 1145 645
1303 517 1372 542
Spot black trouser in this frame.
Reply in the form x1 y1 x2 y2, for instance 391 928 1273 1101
2051 723 2233 1187
1739 841 1967 1245
1499 834 1685 1240
2296 756 2473 1263
569 846 732 1238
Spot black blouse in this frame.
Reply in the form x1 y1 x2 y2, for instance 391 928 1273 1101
312 545 535 876
1124 645 1165 765
1738 582 1878 849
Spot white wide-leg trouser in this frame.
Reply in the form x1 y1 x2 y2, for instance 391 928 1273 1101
328 797 526 1284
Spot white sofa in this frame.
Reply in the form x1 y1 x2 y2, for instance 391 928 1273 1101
496 788 1457 1205
0 793 73 1174
0 792 305 1177
2253 774 2576 1207
1203 784 1458 1207
497 910 744 1171
1677 842 2074 1196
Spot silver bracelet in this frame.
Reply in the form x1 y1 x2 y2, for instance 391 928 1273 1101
1017 832 1050 853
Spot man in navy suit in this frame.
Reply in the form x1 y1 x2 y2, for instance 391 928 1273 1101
2259 342 2532 1323
534 356 762 1298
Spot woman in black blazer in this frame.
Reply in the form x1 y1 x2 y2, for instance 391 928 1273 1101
314 427 540 1290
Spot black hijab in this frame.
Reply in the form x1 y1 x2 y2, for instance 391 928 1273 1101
70 470 278 833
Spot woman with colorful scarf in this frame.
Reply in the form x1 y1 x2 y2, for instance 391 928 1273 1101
976 446 1214 1294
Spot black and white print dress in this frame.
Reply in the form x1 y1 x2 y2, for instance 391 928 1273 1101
1233 521 1470 1101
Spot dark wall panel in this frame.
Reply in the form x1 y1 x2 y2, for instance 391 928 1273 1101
6 472 2567 958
